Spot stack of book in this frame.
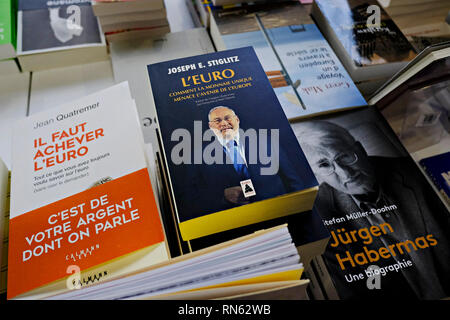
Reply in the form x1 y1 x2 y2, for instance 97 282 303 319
46 224 309 300
148 46 319 241
91 0 170 42
0 0 19 74
16 0 108 72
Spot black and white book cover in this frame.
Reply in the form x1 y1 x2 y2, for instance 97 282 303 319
17 0 105 55
291 106 450 299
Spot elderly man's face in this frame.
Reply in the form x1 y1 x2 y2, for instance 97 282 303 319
208 107 240 141
309 141 377 196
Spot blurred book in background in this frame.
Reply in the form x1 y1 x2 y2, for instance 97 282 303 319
312 0 417 96
92 0 170 42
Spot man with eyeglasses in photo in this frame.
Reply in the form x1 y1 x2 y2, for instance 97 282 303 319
204 105 304 206
176 104 312 223
297 121 379 203
294 118 450 300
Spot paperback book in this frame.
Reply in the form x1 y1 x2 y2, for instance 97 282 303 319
7 82 169 299
291 106 450 299
16 0 108 71
312 0 417 82
0 0 16 60
46 225 308 300
148 47 319 241
210 2 367 120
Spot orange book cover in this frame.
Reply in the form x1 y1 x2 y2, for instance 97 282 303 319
7 82 169 299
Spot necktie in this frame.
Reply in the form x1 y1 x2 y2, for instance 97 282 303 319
225 140 250 180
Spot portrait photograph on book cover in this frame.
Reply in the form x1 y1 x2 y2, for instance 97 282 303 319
180 103 309 216
18 0 102 53
211 1 367 120
292 106 450 299
148 47 318 239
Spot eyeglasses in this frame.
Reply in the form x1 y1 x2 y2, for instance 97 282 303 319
315 151 358 176
209 115 235 125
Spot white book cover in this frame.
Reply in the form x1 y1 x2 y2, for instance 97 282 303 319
8 82 168 299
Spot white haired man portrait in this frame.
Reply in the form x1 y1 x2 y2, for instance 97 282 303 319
294 116 450 300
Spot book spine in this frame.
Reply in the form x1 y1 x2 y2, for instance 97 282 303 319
155 129 190 257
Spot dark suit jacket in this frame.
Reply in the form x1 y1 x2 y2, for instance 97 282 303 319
176 134 306 221
314 156 450 299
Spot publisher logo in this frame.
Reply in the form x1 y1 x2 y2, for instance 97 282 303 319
240 179 256 198
66 264 81 290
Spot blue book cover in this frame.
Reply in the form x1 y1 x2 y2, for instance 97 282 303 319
148 47 319 241
211 3 367 120
419 152 450 206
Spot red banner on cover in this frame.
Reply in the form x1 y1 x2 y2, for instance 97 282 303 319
7 168 165 299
